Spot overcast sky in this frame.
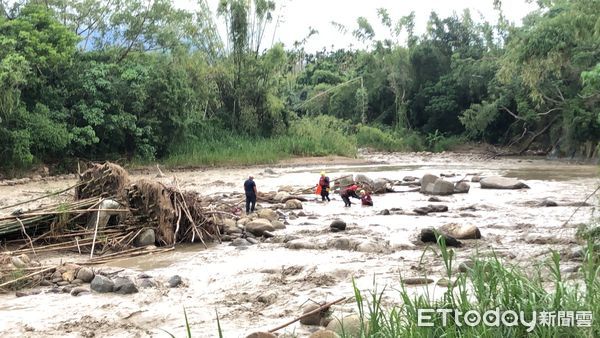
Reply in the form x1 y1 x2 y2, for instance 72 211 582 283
175 0 538 52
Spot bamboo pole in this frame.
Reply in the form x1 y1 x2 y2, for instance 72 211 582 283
268 297 346 333
0 267 55 289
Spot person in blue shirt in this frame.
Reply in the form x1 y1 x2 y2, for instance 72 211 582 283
244 175 257 214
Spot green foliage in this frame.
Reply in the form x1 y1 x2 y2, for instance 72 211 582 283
347 234 600 337
2 0 600 176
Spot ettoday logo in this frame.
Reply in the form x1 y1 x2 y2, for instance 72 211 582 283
417 309 592 332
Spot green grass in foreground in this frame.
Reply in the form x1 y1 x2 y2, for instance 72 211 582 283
345 233 599 337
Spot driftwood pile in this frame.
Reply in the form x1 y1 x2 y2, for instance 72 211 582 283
0 162 222 291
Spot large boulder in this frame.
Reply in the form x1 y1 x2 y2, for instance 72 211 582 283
300 304 323 326
270 220 286 230
419 228 462 247
90 275 114 293
76 267 95 283
354 174 374 187
431 179 455 195
245 219 275 236
222 218 237 228
134 228 156 247
273 191 291 203
284 199 303 210
454 181 470 194
438 223 481 239
420 174 439 194
86 199 122 230
480 176 529 189
330 219 347 232
113 277 138 295
326 315 366 338
257 209 278 221
371 178 392 194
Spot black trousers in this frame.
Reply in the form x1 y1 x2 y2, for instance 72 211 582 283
320 186 330 201
245 194 256 213
342 195 351 206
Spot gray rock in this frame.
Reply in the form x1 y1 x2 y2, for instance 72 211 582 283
420 174 439 194
428 197 443 202
436 278 452 287
134 228 156 247
354 174 374 186
454 181 470 194
403 176 419 182
11 257 27 269
245 219 275 236
480 176 529 189
372 178 392 194
428 204 448 213
138 273 152 279
113 277 138 294
70 279 83 285
61 286 73 293
70 287 90 296
246 237 259 245
419 228 462 247
561 266 580 273
76 267 94 283
471 175 481 183
330 219 347 232
86 199 122 230
284 199 303 209
413 207 431 215
326 315 365 337
285 239 318 250
273 191 291 202
138 278 156 288
57 281 70 286
257 209 278 221
90 275 114 293
231 238 250 246
51 277 63 283
328 238 354 250
168 275 182 288
403 277 434 285
431 179 455 195
538 199 558 207
270 220 286 230
459 260 475 273
379 209 390 215
438 223 481 239
40 280 53 287
300 304 322 326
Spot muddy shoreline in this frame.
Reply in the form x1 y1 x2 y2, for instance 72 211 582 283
0 152 598 337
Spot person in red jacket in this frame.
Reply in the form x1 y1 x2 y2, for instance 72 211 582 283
340 184 360 207
359 190 373 206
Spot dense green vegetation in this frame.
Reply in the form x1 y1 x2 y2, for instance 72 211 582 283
1 0 599 175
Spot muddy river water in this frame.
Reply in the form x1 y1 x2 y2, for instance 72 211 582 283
0 152 598 337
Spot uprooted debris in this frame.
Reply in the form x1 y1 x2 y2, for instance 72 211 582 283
0 162 226 291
